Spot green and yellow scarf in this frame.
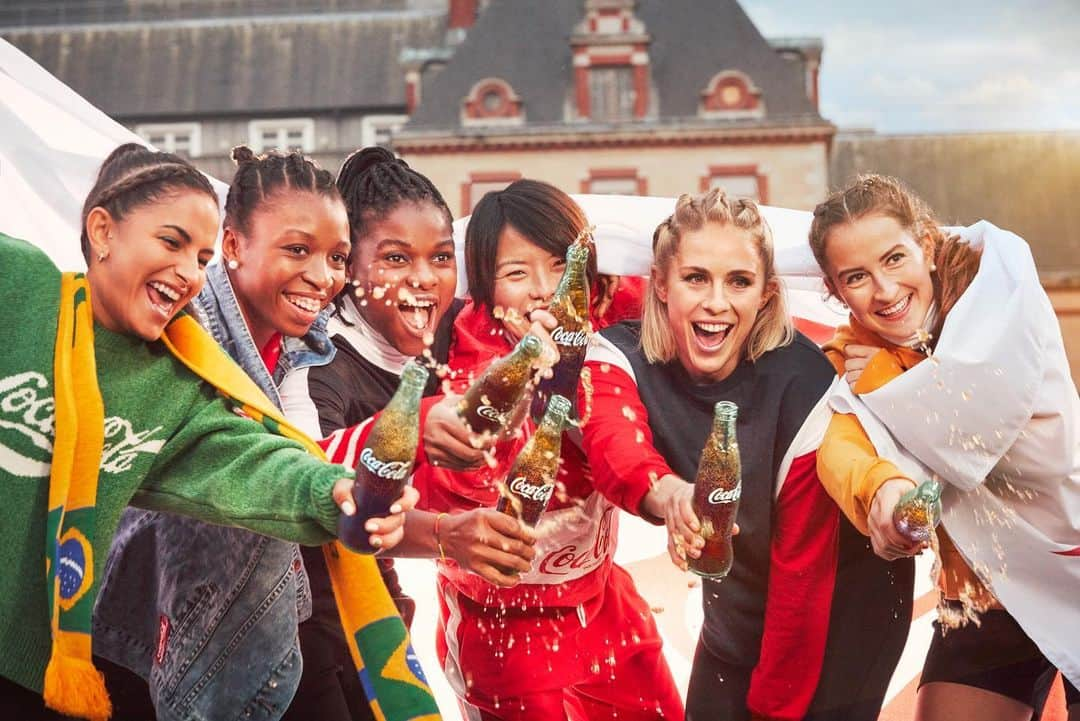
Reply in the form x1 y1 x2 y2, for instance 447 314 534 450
45 272 441 721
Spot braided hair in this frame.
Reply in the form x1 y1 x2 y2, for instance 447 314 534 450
224 145 340 234
642 187 793 364
80 142 217 263
335 146 452 245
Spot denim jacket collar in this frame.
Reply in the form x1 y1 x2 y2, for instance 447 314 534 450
193 262 336 406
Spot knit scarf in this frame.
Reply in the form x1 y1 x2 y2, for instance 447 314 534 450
44 273 441 721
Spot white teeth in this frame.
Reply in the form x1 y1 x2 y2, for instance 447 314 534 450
149 281 180 301
878 295 911 317
694 322 731 333
286 295 321 313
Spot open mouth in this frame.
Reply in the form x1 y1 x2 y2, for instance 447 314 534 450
692 321 732 350
284 293 323 318
147 280 181 319
398 298 437 333
875 293 912 321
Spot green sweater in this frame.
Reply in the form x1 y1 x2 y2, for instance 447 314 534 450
0 234 348 693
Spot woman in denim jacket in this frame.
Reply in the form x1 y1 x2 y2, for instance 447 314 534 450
93 147 382 721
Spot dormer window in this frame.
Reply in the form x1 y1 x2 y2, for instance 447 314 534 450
700 71 764 119
570 0 651 122
462 78 524 125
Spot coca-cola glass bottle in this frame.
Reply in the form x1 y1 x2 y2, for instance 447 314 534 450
339 360 428 552
530 239 590 423
893 479 943 543
458 333 543 439
497 394 571 526
689 401 741 578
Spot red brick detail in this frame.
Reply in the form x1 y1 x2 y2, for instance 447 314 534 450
459 171 522 216
699 164 768 203
575 66 591 118
405 77 418 115
591 53 633 65
701 71 761 112
463 78 522 119
581 167 647 195
633 63 649 118
448 0 477 29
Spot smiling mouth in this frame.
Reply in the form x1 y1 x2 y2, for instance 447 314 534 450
285 293 323 316
875 293 912 320
147 280 181 318
692 321 732 350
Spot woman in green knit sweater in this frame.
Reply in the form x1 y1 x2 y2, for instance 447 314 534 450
0 144 416 719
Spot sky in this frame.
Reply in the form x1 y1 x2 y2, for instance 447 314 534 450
742 0 1080 133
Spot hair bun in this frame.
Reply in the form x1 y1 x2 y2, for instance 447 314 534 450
339 145 403 180
231 145 258 166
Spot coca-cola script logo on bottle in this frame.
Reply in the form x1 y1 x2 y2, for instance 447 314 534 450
706 486 741 504
359 447 410 481
509 476 554 504
476 404 501 422
551 326 588 347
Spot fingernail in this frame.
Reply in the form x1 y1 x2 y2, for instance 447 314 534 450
365 520 378 532
370 536 382 548
390 504 402 514
341 500 356 516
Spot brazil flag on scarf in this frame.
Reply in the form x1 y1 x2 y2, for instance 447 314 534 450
44 273 440 721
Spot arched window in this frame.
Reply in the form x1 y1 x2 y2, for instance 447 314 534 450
699 71 764 118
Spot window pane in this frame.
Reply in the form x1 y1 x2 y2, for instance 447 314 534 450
589 67 635 122
708 174 760 201
589 177 639 195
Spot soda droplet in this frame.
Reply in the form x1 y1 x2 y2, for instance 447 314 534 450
371 285 386 300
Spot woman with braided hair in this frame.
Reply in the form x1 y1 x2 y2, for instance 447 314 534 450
0 143 420 721
279 146 539 720
581 188 842 721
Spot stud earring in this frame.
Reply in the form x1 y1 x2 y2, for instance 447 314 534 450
97 248 109 262
929 263 937 272
227 259 239 270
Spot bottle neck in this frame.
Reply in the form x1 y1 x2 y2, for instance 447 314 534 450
711 409 737 448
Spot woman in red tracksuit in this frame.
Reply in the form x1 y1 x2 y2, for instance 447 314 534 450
345 179 682 720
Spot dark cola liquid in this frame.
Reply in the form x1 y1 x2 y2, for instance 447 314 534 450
338 447 411 553
689 485 740 578
496 475 555 527
531 326 587 421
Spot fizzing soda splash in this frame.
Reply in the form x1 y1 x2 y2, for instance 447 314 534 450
892 478 943 543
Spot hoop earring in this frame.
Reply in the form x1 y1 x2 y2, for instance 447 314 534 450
227 259 239 270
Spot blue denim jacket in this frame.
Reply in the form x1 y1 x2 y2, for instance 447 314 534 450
94 262 336 721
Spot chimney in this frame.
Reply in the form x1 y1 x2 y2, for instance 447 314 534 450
448 0 478 30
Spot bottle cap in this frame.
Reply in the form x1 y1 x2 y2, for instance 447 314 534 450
400 360 430 386
519 334 543 357
565 243 590 263
714 400 738 421
545 394 572 421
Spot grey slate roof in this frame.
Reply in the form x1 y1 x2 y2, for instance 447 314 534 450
831 131 1080 278
2 3 448 117
406 0 824 131
0 1 442 27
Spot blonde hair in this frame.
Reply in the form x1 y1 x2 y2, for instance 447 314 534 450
641 188 793 364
